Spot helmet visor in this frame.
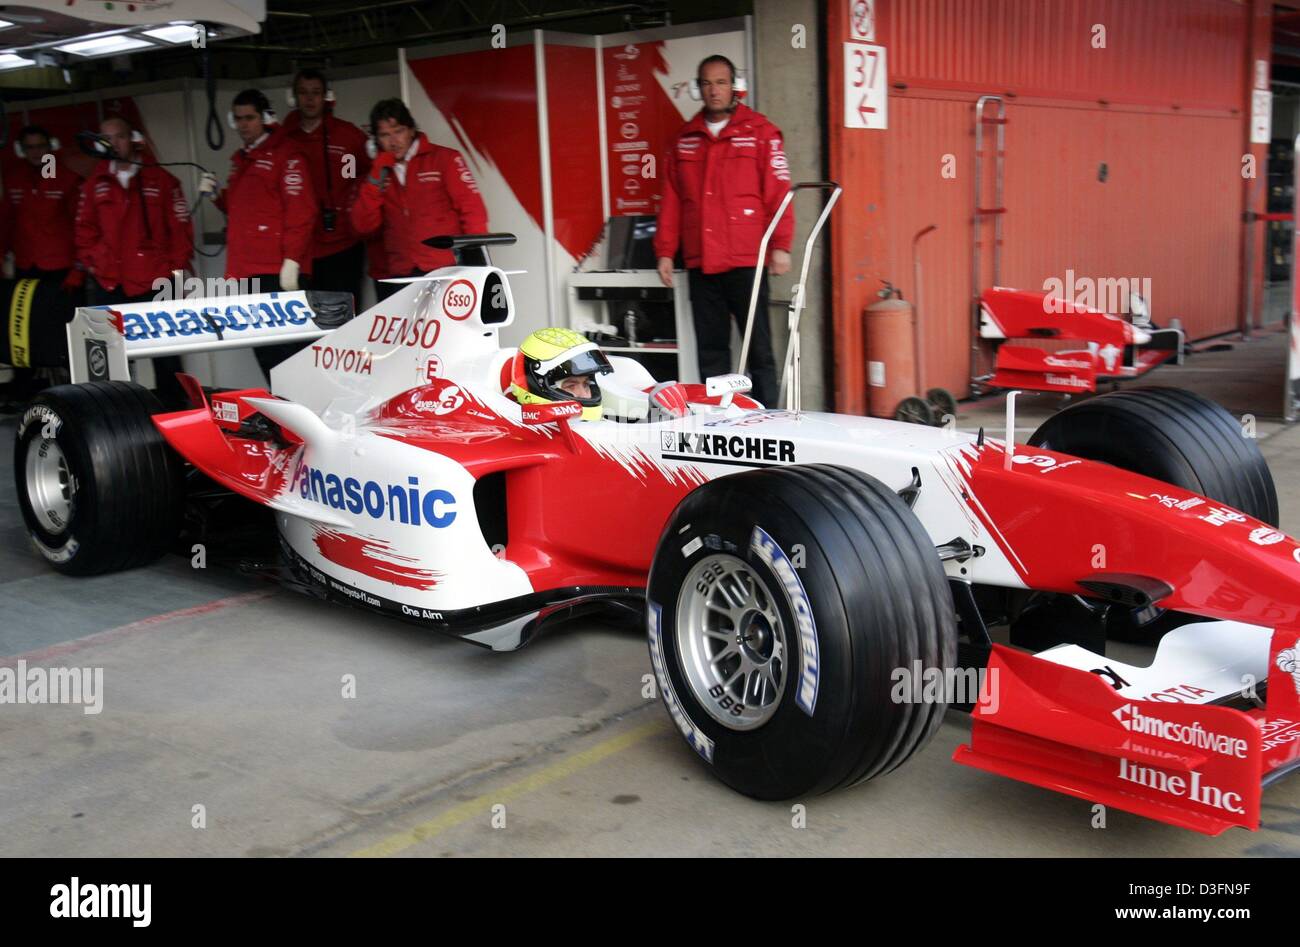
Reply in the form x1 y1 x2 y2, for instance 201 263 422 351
557 348 613 379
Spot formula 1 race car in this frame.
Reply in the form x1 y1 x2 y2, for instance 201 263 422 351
12 189 1300 837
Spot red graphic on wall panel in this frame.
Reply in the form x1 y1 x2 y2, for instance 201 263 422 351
544 44 604 259
602 41 694 217
409 48 545 244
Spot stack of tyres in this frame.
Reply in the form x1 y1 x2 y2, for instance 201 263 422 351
0 277 81 370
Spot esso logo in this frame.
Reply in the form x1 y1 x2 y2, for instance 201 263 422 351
87 345 107 376
442 279 477 320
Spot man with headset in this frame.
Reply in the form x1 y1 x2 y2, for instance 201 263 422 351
0 125 82 288
350 98 488 302
75 115 193 406
280 68 370 303
653 54 792 408
201 88 317 375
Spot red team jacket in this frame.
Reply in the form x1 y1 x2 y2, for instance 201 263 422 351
0 160 82 271
281 110 370 261
350 133 488 274
652 103 794 274
75 161 193 297
215 126 317 279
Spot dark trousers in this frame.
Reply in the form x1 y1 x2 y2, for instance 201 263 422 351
688 267 779 408
308 241 365 304
375 269 421 303
16 266 69 282
86 279 187 409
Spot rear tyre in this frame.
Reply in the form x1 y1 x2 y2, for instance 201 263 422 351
13 381 182 575
646 464 957 799
894 396 935 426
926 387 958 423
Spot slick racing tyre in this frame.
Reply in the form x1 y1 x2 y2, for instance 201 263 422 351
14 381 182 575
646 464 957 799
1019 386 1278 645
1028 386 1278 526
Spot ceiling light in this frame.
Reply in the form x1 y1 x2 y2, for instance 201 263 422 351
0 52 34 70
56 35 153 57
143 23 199 44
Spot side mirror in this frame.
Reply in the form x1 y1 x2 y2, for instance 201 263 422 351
521 401 583 425
705 373 752 407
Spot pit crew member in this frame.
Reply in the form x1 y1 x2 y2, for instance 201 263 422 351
349 98 488 302
653 54 792 408
202 89 317 375
281 68 370 303
76 115 193 407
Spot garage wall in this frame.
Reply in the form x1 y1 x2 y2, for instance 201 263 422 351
829 0 1254 410
882 93 1246 395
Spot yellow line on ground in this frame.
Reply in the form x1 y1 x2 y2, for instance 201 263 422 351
350 718 668 857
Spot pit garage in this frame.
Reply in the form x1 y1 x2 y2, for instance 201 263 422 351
2 0 1300 875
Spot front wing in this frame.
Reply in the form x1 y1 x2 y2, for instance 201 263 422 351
954 623 1300 835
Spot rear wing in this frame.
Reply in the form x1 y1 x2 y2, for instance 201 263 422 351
67 290 354 383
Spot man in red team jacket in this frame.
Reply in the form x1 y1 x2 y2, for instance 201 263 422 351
76 115 193 406
654 55 792 407
203 88 317 375
281 68 370 303
0 125 82 286
350 98 488 302
0 125 82 403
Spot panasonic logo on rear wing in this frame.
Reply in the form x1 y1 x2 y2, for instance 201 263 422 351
67 291 334 383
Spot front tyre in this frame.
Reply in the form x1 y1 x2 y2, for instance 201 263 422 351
647 464 957 799
14 382 182 575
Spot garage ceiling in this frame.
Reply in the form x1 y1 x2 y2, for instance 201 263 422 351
0 0 749 97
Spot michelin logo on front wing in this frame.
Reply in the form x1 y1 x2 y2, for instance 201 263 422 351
294 463 456 527
749 525 818 716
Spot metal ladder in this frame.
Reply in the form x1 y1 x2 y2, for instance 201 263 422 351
971 95 1007 389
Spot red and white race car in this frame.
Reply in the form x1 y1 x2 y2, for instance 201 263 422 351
12 213 1300 837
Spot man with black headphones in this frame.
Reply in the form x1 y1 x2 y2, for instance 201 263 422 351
75 115 192 407
281 68 370 303
203 88 317 376
653 54 792 408
350 98 488 302
0 125 82 288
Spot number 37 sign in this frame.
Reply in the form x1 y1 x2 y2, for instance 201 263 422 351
844 42 887 130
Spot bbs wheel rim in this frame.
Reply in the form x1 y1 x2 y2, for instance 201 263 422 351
677 553 788 730
25 436 75 534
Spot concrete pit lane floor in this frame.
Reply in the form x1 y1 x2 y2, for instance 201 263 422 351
3 342 1300 857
